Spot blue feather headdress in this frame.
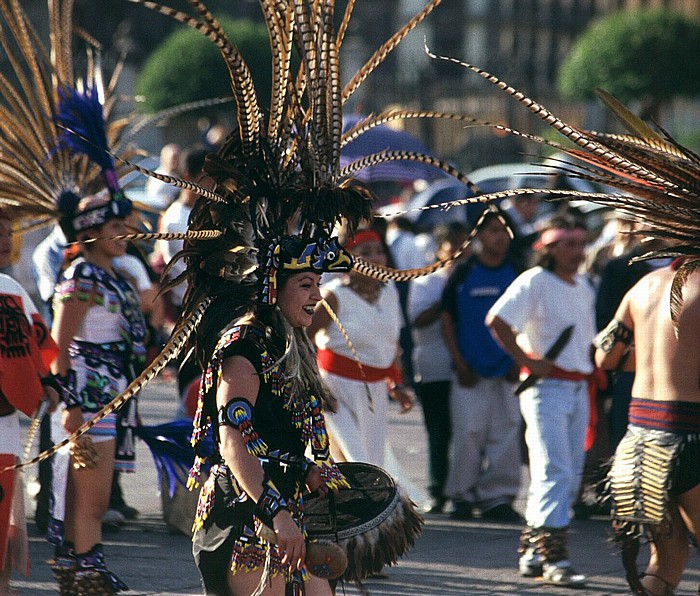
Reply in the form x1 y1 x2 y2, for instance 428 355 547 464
55 85 132 240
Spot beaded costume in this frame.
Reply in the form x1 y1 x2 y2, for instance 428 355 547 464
190 321 348 590
16 0 699 594
50 258 146 472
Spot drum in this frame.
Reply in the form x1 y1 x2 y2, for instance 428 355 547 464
304 461 424 583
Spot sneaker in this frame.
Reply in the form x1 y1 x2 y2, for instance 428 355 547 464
481 503 523 522
422 496 446 514
112 503 139 520
542 561 587 588
450 501 474 520
102 508 125 532
518 549 543 577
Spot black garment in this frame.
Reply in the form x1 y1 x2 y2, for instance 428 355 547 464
595 247 653 331
193 324 330 587
415 380 451 500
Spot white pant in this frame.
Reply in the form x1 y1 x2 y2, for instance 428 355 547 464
446 376 521 508
520 378 589 528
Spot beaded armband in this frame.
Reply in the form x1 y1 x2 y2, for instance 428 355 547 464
254 477 288 531
594 319 633 354
217 397 267 456
55 369 81 409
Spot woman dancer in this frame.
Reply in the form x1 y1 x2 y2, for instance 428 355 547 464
49 194 146 594
189 236 352 595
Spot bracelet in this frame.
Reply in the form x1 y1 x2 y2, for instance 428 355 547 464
594 319 633 354
54 369 81 409
217 397 267 456
254 477 288 529
40 374 61 393
300 458 315 483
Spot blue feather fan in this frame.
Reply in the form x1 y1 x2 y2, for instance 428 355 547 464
136 420 214 498
55 86 114 173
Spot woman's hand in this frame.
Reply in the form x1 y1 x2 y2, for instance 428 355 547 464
305 465 331 498
273 509 306 572
390 385 415 413
62 407 84 434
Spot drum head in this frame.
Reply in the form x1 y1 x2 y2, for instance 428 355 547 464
305 462 398 541
303 461 423 582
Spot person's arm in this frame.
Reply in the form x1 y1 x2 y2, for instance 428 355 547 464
408 279 441 328
217 355 305 571
486 313 553 378
413 303 441 328
51 292 91 433
594 292 634 371
387 346 415 413
440 310 478 387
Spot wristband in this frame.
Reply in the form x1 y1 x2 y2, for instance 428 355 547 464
55 369 81 409
40 374 61 393
255 477 288 529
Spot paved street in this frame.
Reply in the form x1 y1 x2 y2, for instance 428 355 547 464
13 375 700 595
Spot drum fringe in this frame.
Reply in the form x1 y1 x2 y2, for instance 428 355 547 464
343 485 424 583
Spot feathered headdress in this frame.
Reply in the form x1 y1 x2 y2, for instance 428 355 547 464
18 0 601 468
0 0 231 239
8 0 485 468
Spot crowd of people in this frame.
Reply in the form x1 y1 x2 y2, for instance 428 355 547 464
0 147 696 595
0 2 698 596
0 127 694 595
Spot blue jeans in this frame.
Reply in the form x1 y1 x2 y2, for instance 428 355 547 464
520 379 589 529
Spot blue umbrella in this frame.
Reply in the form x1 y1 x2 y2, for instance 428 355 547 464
341 115 443 183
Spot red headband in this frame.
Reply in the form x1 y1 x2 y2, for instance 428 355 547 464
535 227 586 250
345 229 382 250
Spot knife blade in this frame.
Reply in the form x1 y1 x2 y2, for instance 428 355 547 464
514 325 575 396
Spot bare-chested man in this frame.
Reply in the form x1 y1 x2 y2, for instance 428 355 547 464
595 264 700 596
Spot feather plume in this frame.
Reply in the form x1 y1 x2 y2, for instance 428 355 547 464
419 44 700 325
56 85 115 173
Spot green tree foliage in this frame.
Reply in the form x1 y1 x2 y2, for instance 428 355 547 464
559 10 700 106
136 17 272 112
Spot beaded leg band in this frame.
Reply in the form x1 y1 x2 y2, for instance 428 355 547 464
73 544 128 595
519 526 569 564
50 544 77 596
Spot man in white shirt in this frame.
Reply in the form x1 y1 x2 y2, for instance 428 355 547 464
486 215 595 588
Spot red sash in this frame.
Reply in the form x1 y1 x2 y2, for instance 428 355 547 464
520 363 608 451
317 348 402 385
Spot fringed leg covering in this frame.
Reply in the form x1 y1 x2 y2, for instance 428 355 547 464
517 526 536 557
517 527 543 577
533 527 569 564
73 544 128 595
50 543 76 596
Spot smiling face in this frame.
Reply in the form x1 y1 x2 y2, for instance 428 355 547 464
83 218 128 258
277 272 323 328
